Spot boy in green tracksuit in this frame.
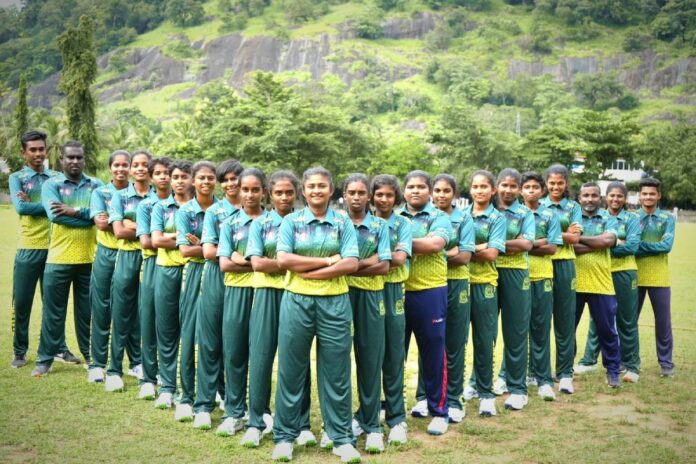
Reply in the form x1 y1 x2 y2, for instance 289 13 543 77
9 131 63 368
32 141 103 376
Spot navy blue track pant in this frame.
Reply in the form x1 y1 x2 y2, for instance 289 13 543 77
575 292 620 376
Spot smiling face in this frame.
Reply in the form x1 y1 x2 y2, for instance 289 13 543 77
404 176 430 210
344 180 370 216
497 176 520 207
110 154 130 184
221 171 240 202
170 168 192 197
579 185 602 215
639 186 661 210
22 140 47 171
302 174 333 211
470 174 495 208
606 187 626 213
546 173 568 202
372 185 396 217
521 178 544 206
193 166 216 197
271 179 296 216
432 179 455 212
130 154 150 183
240 175 265 212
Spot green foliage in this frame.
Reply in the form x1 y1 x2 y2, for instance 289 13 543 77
530 20 553 53
572 73 638 110
374 0 405 11
14 75 28 147
219 13 249 32
161 39 201 59
353 8 384 38
652 0 696 46
219 0 271 17
367 135 435 178
623 29 651 50
544 0 642 26
165 0 205 27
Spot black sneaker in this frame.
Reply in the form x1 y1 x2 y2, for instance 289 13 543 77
607 373 620 388
11 354 27 368
31 364 51 377
660 366 674 378
54 350 81 364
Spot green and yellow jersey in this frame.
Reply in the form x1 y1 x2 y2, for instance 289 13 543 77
541 197 582 261
200 198 238 248
528 205 563 281
383 212 412 284
636 207 675 288
467 203 506 285
109 184 155 251
496 200 535 270
151 196 186 267
346 211 392 292
245 209 286 290
446 206 475 281
277 207 359 296
400 203 452 292
218 208 256 287
175 197 208 264
90 182 123 250
9 166 59 249
135 196 160 259
575 209 618 295
610 209 640 273
41 173 103 265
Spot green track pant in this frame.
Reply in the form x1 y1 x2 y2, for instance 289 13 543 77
529 279 554 386
222 285 254 419
139 256 158 385
89 245 117 369
36 263 92 365
470 283 498 399
350 287 385 434
108 250 143 376
498 269 531 395
552 259 576 380
154 265 183 394
179 261 204 405
579 270 640 373
194 260 226 413
382 282 406 427
273 291 353 446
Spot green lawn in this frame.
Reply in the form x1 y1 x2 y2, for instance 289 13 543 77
0 205 694 463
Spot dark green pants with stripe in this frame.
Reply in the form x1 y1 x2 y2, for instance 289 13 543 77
154 265 183 394
498 268 531 395
223 285 254 419
350 287 385 433
194 260 226 413
273 291 353 446
36 263 92 365
107 250 142 376
529 279 554 386
179 261 204 405
552 259 576 380
579 270 640 373
470 283 498 399
139 256 158 385
382 282 406 427
89 245 117 369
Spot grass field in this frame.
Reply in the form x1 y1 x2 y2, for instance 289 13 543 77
0 205 694 463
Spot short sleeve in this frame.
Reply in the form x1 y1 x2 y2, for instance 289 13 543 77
570 201 582 226
395 217 413 257
376 222 392 262
339 219 359 259
200 207 219 245
90 189 107 219
217 220 234 258
276 215 296 254
488 214 507 253
109 192 125 223
429 211 452 243
547 213 563 246
136 200 152 237
458 214 475 252
605 215 619 236
245 218 265 259
176 208 193 246
150 202 165 232
521 211 536 242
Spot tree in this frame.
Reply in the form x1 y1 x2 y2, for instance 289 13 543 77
14 74 28 148
652 0 696 45
57 15 99 170
572 73 633 110
165 0 205 27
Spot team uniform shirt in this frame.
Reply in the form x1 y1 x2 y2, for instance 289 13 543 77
277 207 359 296
176 197 208 264
245 209 286 290
446 207 475 280
200 198 238 247
528 205 563 281
9 166 59 249
217 208 256 287
90 182 122 250
496 200 535 270
42 173 103 264
541 197 582 261
150 195 186 267
636 207 675 288
400 203 452 292
575 209 618 295
135 196 162 259
610 209 640 273
346 211 392 291
108 184 156 251
383 212 412 284
467 203 506 285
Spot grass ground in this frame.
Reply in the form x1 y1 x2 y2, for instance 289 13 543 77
0 205 694 463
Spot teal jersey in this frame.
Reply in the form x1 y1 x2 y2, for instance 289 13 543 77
218 208 256 287
383 212 412 284
200 198 238 245
176 197 208 264
446 206 475 280
90 182 123 249
109 184 155 251
610 209 640 273
528 205 563 281
497 200 535 270
575 209 618 295
9 166 59 249
636 207 675 287
135 195 161 258
541 197 582 260
466 203 506 285
245 209 286 289
151 195 186 267
347 211 392 291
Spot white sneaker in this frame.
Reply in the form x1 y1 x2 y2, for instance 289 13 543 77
272 442 293 461
538 384 556 401
215 392 222 404
262 413 274 435
240 427 261 448
479 398 497 417
622 371 640 383
193 412 212 430
351 418 364 437
127 364 143 380
332 443 361 463
320 431 333 449
463 385 479 401
387 422 407 445
426 416 448 435
156 374 162 386
504 394 528 411
364 432 384 453
448 407 465 423
104 374 124 392
175 403 194 422
219 399 225 411
216 417 243 437
526 376 538 387
492 377 508 396
574 364 597 374
296 429 317 447
155 392 173 409
559 377 574 394
87 367 104 383
410 399 428 418
139 382 156 400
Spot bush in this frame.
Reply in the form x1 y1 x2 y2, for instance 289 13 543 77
353 11 383 39
165 0 205 27
623 29 649 51
219 13 248 33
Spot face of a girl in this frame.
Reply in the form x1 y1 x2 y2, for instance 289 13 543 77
546 173 567 201
110 155 130 183
302 174 333 210
470 175 495 206
606 188 626 212
521 179 543 204
151 163 170 191
497 176 519 206
344 181 369 215
221 171 239 200
271 179 296 216
432 180 455 211
130 154 150 183
193 167 216 196
240 175 265 210
171 168 192 196
404 176 430 209
372 185 396 216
